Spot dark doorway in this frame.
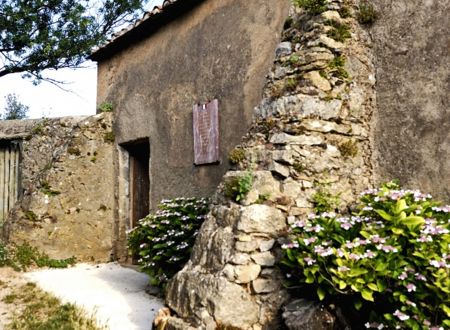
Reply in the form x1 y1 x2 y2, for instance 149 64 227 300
124 139 150 228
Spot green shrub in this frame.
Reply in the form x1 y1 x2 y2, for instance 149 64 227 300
128 197 209 288
281 182 450 329
224 172 254 202
294 0 328 15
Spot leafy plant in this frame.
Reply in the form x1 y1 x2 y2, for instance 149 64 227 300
224 172 254 202
128 197 209 288
358 1 378 25
281 182 450 329
312 186 340 213
294 0 328 15
98 102 113 113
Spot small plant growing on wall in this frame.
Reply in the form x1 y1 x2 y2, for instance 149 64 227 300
311 185 340 213
103 131 115 143
128 197 209 288
97 102 114 113
326 20 351 43
338 139 358 158
228 148 246 165
280 181 450 329
294 0 328 15
40 180 61 196
224 171 254 203
358 1 378 25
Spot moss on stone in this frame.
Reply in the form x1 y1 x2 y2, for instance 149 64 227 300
228 148 246 165
338 139 358 157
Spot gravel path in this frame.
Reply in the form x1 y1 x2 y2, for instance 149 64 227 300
22 263 164 330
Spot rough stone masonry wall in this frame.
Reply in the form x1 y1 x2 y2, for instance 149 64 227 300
1 113 115 262
165 1 375 329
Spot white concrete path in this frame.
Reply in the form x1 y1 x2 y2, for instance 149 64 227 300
25 263 164 330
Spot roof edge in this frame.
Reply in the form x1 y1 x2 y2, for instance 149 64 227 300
89 0 204 62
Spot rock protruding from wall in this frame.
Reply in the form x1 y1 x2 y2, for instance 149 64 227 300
2 113 115 262
165 1 375 329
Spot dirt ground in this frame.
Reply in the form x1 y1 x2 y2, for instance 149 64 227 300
0 267 27 329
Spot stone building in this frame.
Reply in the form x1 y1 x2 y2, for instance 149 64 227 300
89 0 291 259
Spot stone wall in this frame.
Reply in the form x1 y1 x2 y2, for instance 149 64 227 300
1 114 115 262
371 0 450 200
165 1 376 329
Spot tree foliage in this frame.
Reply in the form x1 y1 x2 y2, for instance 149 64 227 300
0 0 148 81
2 93 29 120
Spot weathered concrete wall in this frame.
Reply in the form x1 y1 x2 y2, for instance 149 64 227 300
1 114 115 262
165 1 376 328
96 0 290 209
371 0 450 200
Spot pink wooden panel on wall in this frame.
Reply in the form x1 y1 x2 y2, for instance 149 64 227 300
193 99 219 165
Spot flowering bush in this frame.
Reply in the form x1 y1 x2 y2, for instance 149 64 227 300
128 197 209 288
281 182 450 329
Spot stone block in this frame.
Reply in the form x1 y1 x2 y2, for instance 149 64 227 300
303 71 332 91
269 161 290 178
270 133 324 146
259 239 275 252
251 251 276 266
282 299 336 330
238 205 286 234
300 96 342 120
230 253 251 265
166 271 259 329
276 41 292 57
252 278 280 293
235 240 260 252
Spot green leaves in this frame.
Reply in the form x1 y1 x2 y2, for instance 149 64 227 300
0 0 148 79
317 287 326 301
280 182 450 329
361 288 374 301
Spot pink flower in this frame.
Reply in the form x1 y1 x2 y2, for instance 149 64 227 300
398 272 407 280
415 273 427 281
304 257 316 265
393 310 410 321
304 237 317 246
406 283 416 292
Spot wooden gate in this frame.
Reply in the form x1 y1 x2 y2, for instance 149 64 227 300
0 141 21 225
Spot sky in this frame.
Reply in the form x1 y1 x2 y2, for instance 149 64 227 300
0 0 164 119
